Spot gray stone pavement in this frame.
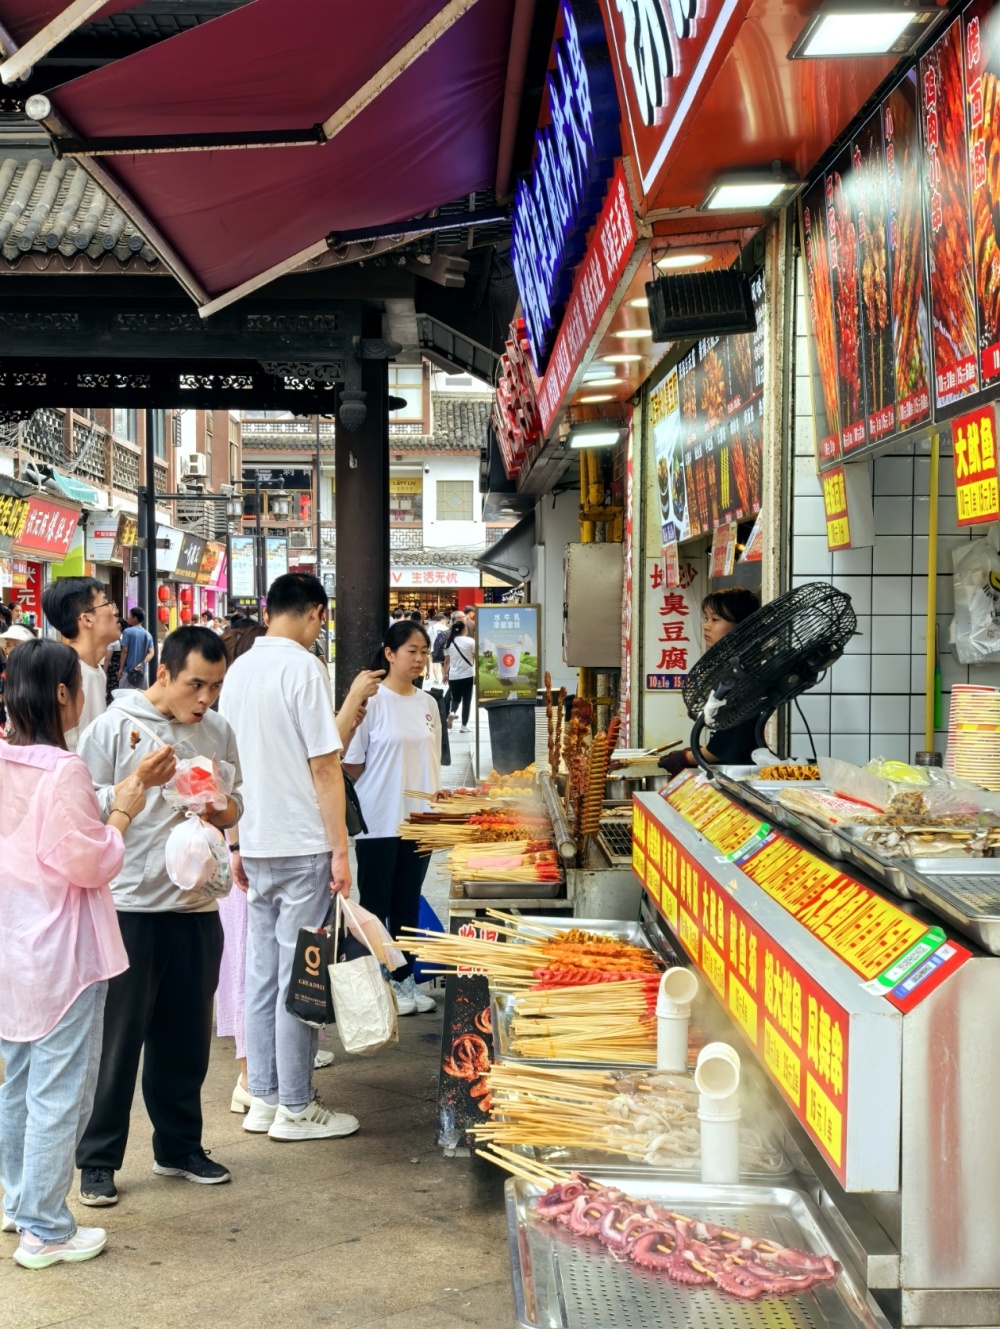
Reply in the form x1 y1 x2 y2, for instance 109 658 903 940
0 719 520 1329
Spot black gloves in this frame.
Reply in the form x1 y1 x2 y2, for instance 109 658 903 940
658 749 691 776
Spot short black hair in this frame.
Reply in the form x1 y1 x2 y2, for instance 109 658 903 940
129 606 145 624
41 577 103 641
702 587 760 626
6 638 81 749
391 607 405 619
160 625 227 679
266 572 328 618
409 610 423 623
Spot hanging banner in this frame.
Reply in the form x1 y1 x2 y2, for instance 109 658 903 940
644 557 697 691
709 521 737 578
651 369 689 544
621 422 634 746
953 403 1000 523
827 152 868 453
802 180 842 463
852 114 897 444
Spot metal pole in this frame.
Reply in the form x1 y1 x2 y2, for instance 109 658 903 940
143 408 159 674
315 412 326 660
255 468 263 609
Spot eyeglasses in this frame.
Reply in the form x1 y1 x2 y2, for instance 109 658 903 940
82 598 113 616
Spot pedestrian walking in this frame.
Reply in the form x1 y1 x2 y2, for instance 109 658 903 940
75 626 242 1206
220 573 358 1142
119 608 154 689
344 620 440 1016
41 578 120 750
0 639 146 1268
443 619 475 733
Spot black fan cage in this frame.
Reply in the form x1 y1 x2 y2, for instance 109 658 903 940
682 583 857 730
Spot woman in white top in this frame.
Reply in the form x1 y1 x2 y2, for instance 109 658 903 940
443 619 475 733
343 621 442 1016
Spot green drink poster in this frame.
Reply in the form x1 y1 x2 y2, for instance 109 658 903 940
476 604 540 699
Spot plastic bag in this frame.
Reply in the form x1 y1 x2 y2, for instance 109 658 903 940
327 896 398 1056
162 756 235 816
339 897 406 973
953 530 1000 664
165 811 232 897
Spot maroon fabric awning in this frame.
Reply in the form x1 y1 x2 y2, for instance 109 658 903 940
33 0 514 307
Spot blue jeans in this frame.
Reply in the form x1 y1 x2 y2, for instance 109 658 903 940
243 854 329 1111
0 981 107 1242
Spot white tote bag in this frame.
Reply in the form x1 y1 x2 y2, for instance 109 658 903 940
327 896 399 1057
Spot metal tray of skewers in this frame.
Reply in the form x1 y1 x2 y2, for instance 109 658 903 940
904 858 1000 954
507 918 653 948
491 992 656 1071
461 878 563 899
506 1175 890 1329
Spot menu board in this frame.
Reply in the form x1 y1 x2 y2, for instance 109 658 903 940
884 70 933 431
966 1 1000 383
852 117 897 443
921 15 979 408
802 179 842 463
654 270 765 543
827 150 869 452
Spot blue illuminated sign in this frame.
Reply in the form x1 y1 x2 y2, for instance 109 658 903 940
512 0 621 376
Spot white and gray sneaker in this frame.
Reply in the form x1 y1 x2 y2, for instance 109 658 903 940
268 1099 359 1142
13 1227 106 1269
243 1096 279 1133
391 977 417 1016
400 973 437 1012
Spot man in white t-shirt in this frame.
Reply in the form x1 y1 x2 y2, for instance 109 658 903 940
41 577 120 750
220 572 358 1144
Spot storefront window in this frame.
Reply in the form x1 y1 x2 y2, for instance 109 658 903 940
388 366 425 425
390 480 423 524
112 409 137 443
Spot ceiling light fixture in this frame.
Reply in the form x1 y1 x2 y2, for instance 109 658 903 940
656 252 710 271
577 393 614 404
567 422 626 450
700 169 799 211
603 353 643 364
629 296 649 308
788 2 944 60
583 365 619 382
612 327 652 339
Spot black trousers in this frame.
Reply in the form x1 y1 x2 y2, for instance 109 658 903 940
76 910 224 1171
355 837 430 981
447 676 474 726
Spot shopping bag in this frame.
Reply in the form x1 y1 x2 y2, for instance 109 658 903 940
285 904 336 1028
327 896 398 1056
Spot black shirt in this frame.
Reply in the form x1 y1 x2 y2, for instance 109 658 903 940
704 714 761 767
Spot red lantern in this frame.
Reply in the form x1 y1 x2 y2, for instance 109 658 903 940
157 606 170 624
157 585 170 603
179 607 192 623
178 585 193 604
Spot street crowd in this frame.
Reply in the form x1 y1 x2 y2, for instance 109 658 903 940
0 573 455 1271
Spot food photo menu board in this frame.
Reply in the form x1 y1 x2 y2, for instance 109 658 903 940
803 0 1000 471
652 270 765 544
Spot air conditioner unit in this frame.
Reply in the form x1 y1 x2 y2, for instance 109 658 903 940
181 453 207 478
288 531 310 549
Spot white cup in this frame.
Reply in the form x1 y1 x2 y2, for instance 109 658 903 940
497 644 522 680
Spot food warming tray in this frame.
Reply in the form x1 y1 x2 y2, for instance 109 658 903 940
905 859 1000 954
491 993 653 1070
832 828 917 900
505 1177 890 1329
508 918 652 948
462 879 562 899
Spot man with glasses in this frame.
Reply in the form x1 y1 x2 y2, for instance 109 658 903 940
41 577 120 750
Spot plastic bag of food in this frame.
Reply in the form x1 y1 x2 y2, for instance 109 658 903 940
953 530 1000 664
162 756 235 816
165 812 232 896
863 759 928 786
340 897 406 973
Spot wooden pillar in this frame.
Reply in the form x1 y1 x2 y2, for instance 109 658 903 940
334 351 389 707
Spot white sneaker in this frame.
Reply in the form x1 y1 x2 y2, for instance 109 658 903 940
2 1214 15 1234
391 978 417 1016
231 1078 252 1114
460 726 471 733
13 1226 106 1269
314 1049 335 1069
243 1096 279 1133
400 972 437 1012
268 1099 359 1142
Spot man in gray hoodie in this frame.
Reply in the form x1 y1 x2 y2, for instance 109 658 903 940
75 626 242 1207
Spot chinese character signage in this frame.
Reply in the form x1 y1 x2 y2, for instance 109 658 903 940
822 463 875 551
709 522 737 578
174 533 206 583
822 468 851 550
389 568 472 589
196 541 224 586
13 496 79 559
476 604 540 700
644 557 697 691
953 403 1000 522
511 0 621 375
85 517 120 563
492 318 542 480
0 492 28 542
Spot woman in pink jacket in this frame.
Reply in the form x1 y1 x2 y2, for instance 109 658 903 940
0 639 146 1270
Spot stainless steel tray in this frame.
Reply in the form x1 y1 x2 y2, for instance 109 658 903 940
506 1177 890 1329
781 811 850 862
714 773 790 827
508 918 650 947
462 879 562 899
492 992 654 1070
906 858 1000 954
833 829 916 900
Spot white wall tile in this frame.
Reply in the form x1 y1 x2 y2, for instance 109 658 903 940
911 616 927 653
793 535 834 576
832 576 872 614
869 733 911 762
873 615 910 653
871 694 910 733
831 545 873 574
793 496 826 536
937 574 955 614
830 733 870 763
872 655 911 693
875 496 913 536
793 458 822 497
913 536 928 574
830 655 872 693
910 655 929 693
940 652 970 689
788 731 830 760
911 577 927 614
913 456 930 495
873 537 914 575
790 693 830 733
913 496 929 535
843 615 871 654
969 659 1000 687
831 694 871 732
872 576 914 614
873 456 914 495
909 695 928 732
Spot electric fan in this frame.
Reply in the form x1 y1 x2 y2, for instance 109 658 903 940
681 582 857 773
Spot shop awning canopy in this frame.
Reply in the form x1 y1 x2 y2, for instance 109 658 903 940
45 466 102 506
16 0 516 310
473 510 534 587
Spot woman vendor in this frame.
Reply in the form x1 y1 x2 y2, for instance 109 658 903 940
659 587 762 775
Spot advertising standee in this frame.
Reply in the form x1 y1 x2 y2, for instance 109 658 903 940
476 605 540 701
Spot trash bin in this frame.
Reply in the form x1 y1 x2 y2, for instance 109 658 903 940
483 698 536 775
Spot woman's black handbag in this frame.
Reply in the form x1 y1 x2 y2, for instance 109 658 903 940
343 769 368 837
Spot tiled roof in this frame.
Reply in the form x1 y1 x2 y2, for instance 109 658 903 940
243 393 493 454
0 152 159 268
390 549 481 568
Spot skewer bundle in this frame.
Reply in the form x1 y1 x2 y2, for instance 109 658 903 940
447 841 562 885
506 982 658 1063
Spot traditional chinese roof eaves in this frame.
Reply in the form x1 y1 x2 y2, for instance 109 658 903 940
430 392 492 450
0 152 160 268
390 549 481 568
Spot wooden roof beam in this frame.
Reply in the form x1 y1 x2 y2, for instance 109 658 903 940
0 0 112 84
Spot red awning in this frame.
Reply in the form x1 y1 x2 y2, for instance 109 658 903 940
31 0 514 307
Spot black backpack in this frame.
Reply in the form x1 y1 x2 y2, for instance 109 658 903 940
431 629 447 663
